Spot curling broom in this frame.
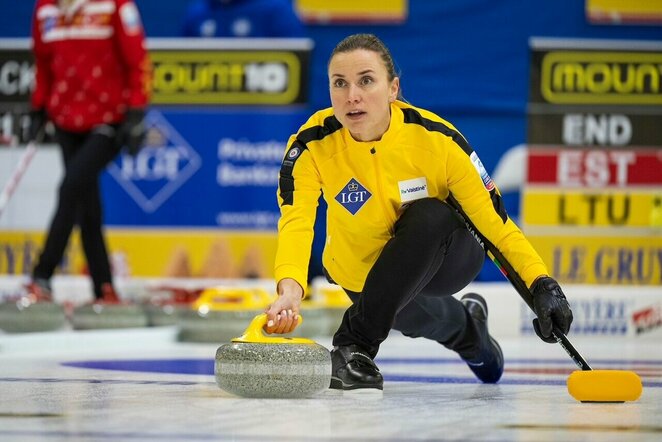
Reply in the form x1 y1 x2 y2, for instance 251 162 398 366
0 141 37 219
447 195 642 403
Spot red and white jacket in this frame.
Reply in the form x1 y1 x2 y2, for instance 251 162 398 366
31 0 150 132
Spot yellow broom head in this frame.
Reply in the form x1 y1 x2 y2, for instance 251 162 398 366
567 370 643 402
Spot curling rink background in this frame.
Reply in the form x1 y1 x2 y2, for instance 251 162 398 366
1 278 661 441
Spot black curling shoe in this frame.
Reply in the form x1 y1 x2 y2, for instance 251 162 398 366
461 293 504 384
330 344 384 391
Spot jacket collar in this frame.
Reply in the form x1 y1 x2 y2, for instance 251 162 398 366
342 102 404 149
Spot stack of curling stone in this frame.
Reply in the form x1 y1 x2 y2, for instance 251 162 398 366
215 313 331 398
287 297 331 338
71 295 148 330
0 296 66 333
177 286 272 343
309 280 352 336
142 286 203 327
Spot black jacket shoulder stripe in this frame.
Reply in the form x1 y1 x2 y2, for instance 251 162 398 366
279 115 342 206
402 107 472 156
279 140 308 206
402 108 508 223
297 115 343 145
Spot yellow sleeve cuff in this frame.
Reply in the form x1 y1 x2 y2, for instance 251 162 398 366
274 264 308 299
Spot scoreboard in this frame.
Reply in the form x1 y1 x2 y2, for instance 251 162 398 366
524 38 662 285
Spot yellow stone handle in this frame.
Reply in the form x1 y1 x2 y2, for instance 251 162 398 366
193 287 273 311
231 313 316 344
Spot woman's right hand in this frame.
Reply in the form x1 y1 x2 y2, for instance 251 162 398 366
264 278 303 334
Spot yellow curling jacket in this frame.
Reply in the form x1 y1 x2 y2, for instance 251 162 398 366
275 101 548 293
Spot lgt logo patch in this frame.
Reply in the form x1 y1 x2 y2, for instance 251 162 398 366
335 178 371 215
107 110 201 213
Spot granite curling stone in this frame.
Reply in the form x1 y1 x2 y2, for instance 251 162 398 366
286 300 330 338
143 286 203 327
71 303 148 330
178 287 271 343
323 286 352 335
0 298 66 333
215 314 331 398
309 281 353 336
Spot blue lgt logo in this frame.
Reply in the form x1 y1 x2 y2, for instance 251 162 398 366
107 110 201 213
335 178 371 215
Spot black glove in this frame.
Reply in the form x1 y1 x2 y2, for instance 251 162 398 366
117 108 146 156
27 108 47 142
531 276 573 343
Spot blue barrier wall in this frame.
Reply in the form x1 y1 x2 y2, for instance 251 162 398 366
5 0 660 172
3 0 661 280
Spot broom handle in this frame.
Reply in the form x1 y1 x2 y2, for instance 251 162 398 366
0 141 38 219
446 195 592 371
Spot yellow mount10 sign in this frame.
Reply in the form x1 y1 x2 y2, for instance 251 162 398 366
529 41 662 105
0 38 312 108
149 39 312 105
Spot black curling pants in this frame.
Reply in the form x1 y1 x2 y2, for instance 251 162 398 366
332 198 486 360
32 126 121 298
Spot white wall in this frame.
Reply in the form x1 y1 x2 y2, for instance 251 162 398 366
0 144 60 229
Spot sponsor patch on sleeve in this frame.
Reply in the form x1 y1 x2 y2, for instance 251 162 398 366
470 151 495 191
287 146 301 160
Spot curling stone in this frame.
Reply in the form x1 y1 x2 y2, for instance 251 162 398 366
310 283 352 336
177 286 272 343
142 286 203 327
71 302 148 330
215 314 331 398
0 298 67 333
287 299 330 338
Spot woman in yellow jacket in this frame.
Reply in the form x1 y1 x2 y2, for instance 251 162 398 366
265 34 573 391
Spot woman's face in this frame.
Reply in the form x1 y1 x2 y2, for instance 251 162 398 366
328 49 399 142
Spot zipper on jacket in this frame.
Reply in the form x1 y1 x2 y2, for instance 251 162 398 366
370 147 396 235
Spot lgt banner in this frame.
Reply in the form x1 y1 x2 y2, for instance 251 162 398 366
102 108 308 230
